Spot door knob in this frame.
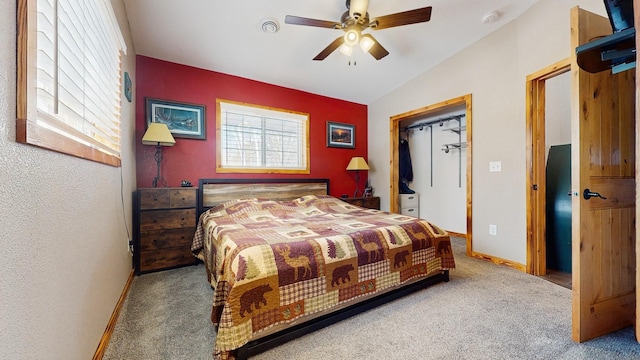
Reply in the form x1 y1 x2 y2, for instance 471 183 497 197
583 188 607 200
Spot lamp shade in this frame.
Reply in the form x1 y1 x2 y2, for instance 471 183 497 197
360 35 375 52
346 157 369 171
142 123 176 146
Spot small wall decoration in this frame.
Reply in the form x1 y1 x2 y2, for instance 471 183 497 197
327 121 355 148
124 72 132 102
146 98 206 139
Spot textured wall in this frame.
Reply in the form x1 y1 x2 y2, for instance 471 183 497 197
135 56 369 198
368 0 606 264
0 1 137 359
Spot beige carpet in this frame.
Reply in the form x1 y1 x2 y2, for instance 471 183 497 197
104 237 640 359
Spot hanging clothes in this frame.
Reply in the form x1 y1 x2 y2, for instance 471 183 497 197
399 138 415 194
399 138 414 182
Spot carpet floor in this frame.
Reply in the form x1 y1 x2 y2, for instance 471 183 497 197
104 237 640 359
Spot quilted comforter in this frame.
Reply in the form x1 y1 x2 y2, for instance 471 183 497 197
191 195 455 359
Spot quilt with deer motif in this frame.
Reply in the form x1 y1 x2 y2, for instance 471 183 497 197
191 195 455 359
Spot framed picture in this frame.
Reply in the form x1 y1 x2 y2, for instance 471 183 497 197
123 72 132 102
326 121 355 148
146 98 206 140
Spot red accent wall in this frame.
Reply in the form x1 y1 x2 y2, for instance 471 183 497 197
135 56 368 197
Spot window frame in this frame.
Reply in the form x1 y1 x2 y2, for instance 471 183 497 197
16 0 126 167
216 99 310 174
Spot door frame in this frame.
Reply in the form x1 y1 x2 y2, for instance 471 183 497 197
525 58 571 276
389 94 472 254
635 0 640 343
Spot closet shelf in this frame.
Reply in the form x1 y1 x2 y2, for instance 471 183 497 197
442 142 467 153
444 126 466 134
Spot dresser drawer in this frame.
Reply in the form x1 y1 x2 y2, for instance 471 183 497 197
139 246 196 272
361 197 380 210
170 188 197 208
400 207 419 217
342 196 380 210
399 194 419 208
140 208 196 231
140 189 170 209
139 227 196 251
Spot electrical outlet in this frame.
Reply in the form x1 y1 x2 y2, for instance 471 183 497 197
128 238 133 253
489 161 502 172
489 224 497 236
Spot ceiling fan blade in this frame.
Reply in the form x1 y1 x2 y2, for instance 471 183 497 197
313 37 345 61
370 6 432 30
362 34 389 60
285 15 341 29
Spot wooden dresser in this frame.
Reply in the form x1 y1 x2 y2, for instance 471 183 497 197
134 187 198 274
341 196 380 210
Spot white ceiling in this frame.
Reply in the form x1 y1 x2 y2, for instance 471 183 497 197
123 0 539 105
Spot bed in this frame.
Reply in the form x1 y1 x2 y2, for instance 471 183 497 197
191 178 455 360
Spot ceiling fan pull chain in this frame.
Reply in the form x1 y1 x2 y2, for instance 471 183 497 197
349 54 357 66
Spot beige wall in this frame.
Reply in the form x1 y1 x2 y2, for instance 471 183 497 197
0 1 136 359
368 0 606 264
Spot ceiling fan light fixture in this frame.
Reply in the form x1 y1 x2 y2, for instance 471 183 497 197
360 35 375 52
286 2 432 61
339 44 353 56
344 29 359 46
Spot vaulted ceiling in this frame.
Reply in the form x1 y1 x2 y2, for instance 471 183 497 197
123 0 539 104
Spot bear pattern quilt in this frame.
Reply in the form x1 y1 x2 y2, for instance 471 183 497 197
191 195 455 359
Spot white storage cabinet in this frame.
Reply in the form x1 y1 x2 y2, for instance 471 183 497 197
399 194 419 217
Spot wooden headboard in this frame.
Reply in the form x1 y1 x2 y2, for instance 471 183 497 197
197 178 330 217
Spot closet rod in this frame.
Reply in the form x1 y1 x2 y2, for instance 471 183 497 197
402 113 465 131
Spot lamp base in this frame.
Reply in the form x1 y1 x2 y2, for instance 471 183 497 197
353 170 361 197
152 176 167 188
152 145 167 187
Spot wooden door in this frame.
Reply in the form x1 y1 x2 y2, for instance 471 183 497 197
571 7 636 342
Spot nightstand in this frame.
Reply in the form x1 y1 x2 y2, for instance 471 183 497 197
342 196 380 210
134 187 198 274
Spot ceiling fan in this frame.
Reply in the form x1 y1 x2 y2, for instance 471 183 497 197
284 0 432 61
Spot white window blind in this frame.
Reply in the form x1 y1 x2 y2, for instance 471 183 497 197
217 100 309 173
18 0 126 166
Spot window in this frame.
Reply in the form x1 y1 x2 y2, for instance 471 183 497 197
17 0 127 166
217 100 309 174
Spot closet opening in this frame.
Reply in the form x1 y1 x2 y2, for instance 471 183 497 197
389 94 472 255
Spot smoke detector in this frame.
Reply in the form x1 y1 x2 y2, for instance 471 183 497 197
260 18 280 33
482 11 500 24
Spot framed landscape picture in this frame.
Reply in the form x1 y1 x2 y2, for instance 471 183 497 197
145 98 206 139
326 121 355 148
